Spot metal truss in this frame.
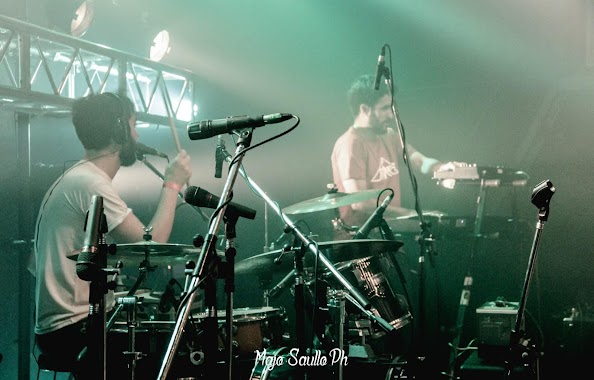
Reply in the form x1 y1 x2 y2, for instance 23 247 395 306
0 14 197 128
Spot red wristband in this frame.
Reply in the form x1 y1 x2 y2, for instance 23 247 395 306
162 181 182 192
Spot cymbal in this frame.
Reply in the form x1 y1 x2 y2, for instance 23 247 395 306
68 241 200 265
113 241 200 264
235 239 403 276
384 212 445 234
283 189 382 215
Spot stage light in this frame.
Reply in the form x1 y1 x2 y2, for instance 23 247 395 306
71 1 94 37
46 0 94 37
149 30 171 62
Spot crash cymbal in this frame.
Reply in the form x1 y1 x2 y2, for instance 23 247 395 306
235 239 403 276
283 189 383 215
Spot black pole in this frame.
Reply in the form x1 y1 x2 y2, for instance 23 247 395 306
504 179 555 379
223 212 239 380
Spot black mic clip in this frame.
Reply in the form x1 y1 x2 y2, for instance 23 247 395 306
273 243 293 265
158 278 179 313
214 137 225 179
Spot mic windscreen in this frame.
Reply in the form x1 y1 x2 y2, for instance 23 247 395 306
185 186 219 208
76 250 100 281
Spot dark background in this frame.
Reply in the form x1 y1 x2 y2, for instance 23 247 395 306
1 0 593 378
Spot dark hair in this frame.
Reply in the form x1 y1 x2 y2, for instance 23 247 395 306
347 74 390 117
72 92 135 150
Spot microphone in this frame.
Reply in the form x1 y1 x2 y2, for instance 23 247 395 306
374 45 386 90
268 268 296 298
76 195 106 281
352 193 394 240
158 278 179 313
214 136 225 179
379 219 397 241
136 142 168 159
184 186 257 220
187 113 293 140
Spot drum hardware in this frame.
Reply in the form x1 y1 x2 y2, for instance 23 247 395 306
327 289 347 380
332 217 358 233
180 258 197 301
115 295 146 379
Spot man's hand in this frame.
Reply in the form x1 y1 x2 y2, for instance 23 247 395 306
164 149 192 188
435 161 468 189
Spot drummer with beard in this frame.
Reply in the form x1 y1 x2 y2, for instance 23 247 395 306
331 73 455 239
33 92 192 379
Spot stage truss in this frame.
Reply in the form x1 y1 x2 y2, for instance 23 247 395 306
0 14 198 127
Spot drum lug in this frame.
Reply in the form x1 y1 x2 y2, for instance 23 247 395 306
189 350 204 366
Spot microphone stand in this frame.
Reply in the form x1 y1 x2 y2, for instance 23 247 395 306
157 130 253 380
82 197 109 380
381 63 437 358
503 180 554 380
222 208 239 380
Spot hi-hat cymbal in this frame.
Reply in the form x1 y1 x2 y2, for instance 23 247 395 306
68 241 200 265
235 239 403 276
283 189 382 215
113 241 200 264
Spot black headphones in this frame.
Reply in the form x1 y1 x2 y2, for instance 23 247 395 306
102 92 131 144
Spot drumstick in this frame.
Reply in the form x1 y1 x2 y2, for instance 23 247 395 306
159 79 189 186
159 80 183 153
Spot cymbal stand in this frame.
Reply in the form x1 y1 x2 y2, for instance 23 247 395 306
116 295 144 380
181 260 196 299
157 130 253 380
503 180 555 380
103 253 151 335
327 289 346 380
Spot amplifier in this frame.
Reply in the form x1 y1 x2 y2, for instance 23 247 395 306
476 299 521 359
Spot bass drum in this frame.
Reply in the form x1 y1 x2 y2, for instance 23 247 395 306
193 306 288 356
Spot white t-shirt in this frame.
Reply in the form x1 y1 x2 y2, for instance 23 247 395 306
34 160 131 335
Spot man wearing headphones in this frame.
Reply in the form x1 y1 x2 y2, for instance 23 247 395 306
33 92 192 377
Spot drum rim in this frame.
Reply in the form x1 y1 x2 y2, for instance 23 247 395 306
192 306 285 322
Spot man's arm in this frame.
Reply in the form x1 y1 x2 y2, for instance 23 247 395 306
109 150 192 243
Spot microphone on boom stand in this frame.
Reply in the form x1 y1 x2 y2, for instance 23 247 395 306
352 193 394 240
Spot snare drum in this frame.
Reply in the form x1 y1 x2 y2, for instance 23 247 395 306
194 306 287 355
